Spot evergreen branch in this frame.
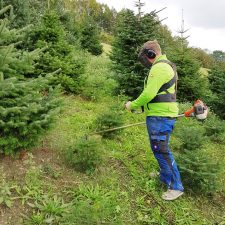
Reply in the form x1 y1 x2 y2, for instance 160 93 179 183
0 19 6 36
47 68 62 76
159 17 168 23
155 7 167 14
13 41 22 46
0 44 14 68
180 166 217 176
17 24 33 34
0 5 13 17
180 156 218 167
0 72 4 81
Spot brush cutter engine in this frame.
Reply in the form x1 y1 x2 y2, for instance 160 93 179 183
184 99 208 120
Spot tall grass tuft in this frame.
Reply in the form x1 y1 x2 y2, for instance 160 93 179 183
60 184 122 225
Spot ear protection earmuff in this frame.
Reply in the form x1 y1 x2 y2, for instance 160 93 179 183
143 48 156 59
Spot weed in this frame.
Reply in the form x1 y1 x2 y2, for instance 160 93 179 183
27 195 71 224
0 167 17 208
136 195 170 224
23 194 71 225
0 180 15 208
42 164 61 179
23 212 46 225
23 153 36 167
17 164 44 205
81 55 117 101
61 184 122 225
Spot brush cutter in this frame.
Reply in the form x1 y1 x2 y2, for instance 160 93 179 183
90 99 208 136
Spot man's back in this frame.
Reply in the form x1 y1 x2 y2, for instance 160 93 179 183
131 54 178 117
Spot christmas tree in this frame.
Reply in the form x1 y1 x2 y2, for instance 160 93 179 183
110 9 158 98
80 17 103 56
168 43 208 102
174 125 220 194
0 6 61 155
26 11 85 93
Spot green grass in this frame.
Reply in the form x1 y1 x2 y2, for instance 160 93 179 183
1 52 225 225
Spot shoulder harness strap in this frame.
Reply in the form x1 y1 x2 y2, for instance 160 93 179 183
149 59 178 103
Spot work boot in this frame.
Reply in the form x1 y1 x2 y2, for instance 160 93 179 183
162 189 184 201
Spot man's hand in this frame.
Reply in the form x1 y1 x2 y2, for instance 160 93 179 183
125 101 132 111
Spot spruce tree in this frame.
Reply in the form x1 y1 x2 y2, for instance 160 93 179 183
168 41 208 102
110 9 158 98
80 17 103 56
26 11 85 93
1 0 30 28
0 19 41 79
174 125 220 194
1 0 49 28
211 50 225 62
0 7 60 155
208 64 225 119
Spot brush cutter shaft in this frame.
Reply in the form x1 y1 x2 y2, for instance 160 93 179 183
90 99 208 136
177 114 185 117
91 122 146 135
91 114 185 135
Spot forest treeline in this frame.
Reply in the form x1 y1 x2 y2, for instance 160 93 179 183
0 0 225 155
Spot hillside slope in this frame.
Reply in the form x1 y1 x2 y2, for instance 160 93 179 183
0 50 224 225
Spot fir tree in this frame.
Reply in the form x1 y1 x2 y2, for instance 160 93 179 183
174 125 220 194
0 76 61 155
110 9 158 98
80 17 103 56
1 0 31 28
0 6 60 155
168 42 208 102
166 12 209 102
1 0 49 28
0 19 41 79
26 11 85 93
211 50 225 62
208 64 225 119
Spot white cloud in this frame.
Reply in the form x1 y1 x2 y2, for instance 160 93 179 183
96 0 225 52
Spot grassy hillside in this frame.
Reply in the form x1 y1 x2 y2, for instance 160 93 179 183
0 50 224 225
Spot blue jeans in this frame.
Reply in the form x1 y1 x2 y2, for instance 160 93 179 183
146 116 184 191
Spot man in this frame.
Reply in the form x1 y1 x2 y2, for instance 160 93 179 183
125 40 184 201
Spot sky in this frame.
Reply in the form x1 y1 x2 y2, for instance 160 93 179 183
96 0 225 52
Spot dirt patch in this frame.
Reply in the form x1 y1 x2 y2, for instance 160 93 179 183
0 142 85 225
